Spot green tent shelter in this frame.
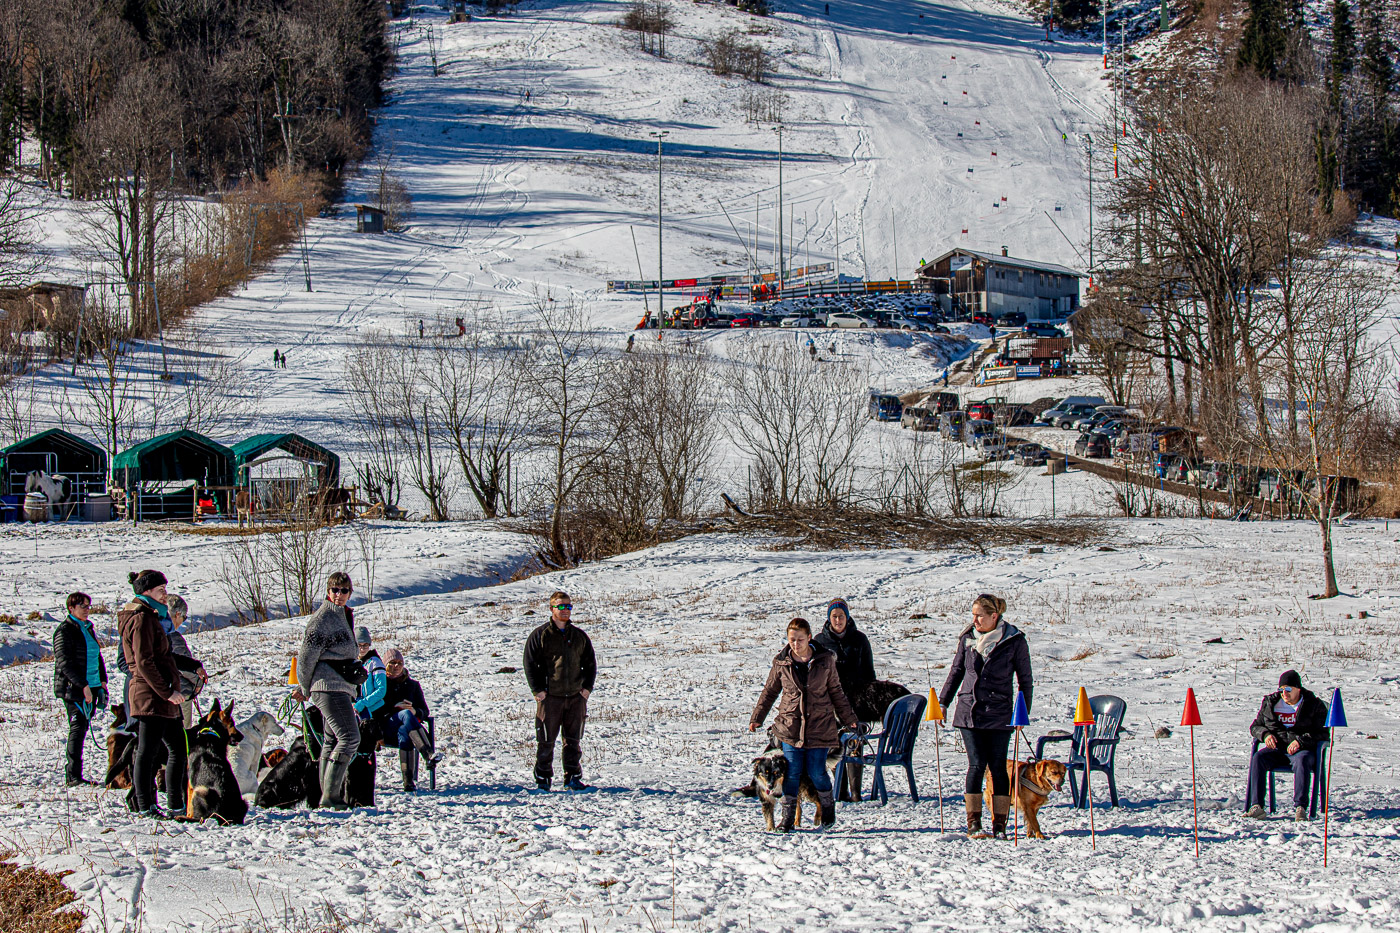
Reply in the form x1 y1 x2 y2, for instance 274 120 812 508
112 430 235 521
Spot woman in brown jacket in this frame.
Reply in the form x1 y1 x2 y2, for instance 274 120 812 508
118 569 196 818
750 617 860 831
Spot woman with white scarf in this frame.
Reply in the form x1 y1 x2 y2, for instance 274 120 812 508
938 594 1033 839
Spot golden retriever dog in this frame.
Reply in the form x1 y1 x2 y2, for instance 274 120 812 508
984 758 1067 839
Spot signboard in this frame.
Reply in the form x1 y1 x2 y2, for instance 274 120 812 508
950 255 972 272
981 365 1018 384
1016 365 1044 378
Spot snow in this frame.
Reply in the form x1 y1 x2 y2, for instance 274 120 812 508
2 518 1399 931
3 0 1399 929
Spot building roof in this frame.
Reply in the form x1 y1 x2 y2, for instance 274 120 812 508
231 433 340 485
112 430 235 482
0 428 105 459
916 248 1082 279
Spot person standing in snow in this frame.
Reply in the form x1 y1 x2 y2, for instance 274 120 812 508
813 598 876 711
939 593 1032 839
162 594 206 729
119 570 196 818
272 349 281 367
53 592 108 786
293 572 362 808
750 617 861 832
1245 670 1328 822
523 591 596 791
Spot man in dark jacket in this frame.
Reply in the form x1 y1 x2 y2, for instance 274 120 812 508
1245 669 1328 821
52 592 108 786
523 591 596 791
813 598 875 707
377 648 442 792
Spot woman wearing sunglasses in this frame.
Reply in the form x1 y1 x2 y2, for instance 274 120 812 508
293 571 363 808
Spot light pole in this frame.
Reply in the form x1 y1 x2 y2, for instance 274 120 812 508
650 130 669 328
1084 134 1094 279
774 124 785 286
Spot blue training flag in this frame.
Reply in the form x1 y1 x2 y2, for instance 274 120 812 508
1325 688 1347 728
1009 690 1031 728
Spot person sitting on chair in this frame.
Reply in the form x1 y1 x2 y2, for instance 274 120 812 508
1245 669 1328 822
378 648 441 792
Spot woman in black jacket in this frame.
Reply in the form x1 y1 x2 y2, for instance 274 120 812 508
52 592 108 786
939 594 1033 839
813 598 876 711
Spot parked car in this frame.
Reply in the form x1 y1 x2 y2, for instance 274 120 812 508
779 315 816 328
900 406 938 431
1013 443 1049 466
869 394 903 422
826 312 875 329
928 323 951 335
939 410 966 440
997 405 1035 427
1039 396 1108 425
970 311 993 326
928 392 960 415
964 421 995 447
966 401 995 421
1075 432 1110 458
889 315 923 330
1050 404 1100 429
978 437 1013 460
995 311 1028 327
1024 322 1064 338
730 314 759 328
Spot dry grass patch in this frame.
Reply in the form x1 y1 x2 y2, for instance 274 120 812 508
0 854 83 933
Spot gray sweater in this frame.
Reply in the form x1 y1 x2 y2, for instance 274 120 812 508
296 600 358 696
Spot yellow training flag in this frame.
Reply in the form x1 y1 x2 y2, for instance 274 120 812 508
926 688 944 722
1074 686 1095 726
288 656 298 686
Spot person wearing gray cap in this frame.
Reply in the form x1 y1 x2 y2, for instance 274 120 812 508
353 625 387 724
1245 669 1329 821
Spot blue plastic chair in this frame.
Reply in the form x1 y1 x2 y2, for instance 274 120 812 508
1034 694 1125 808
833 693 927 806
1245 738 1329 819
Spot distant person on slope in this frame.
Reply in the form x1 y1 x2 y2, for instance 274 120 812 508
1244 670 1328 822
939 593 1032 839
523 591 596 791
750 617 860 831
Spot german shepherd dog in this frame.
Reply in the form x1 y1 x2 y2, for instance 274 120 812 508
105 704 136 790
184 700 247 824
255 717 379 809
734 740 823 831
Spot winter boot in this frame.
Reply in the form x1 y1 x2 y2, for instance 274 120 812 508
779 797 798 833
399 749 417 793
319 755 353 809
964 794 986 838
991 795 1012 839
817 789 837 829
409 726 443 768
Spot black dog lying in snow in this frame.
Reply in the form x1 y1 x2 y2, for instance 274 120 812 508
255 718 378 809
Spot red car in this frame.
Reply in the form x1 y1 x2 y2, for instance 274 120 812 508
966 401 994 421
730 314 758 328
970 311 993 326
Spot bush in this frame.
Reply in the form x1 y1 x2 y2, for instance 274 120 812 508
621 0 674 56
705 32 769 82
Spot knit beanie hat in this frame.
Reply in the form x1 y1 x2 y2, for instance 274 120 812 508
355 625 372 645
129 570 168 595
1278 669 1302 690
826 598 852 628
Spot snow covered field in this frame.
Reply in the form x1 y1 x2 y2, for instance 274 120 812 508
1 518 1398 931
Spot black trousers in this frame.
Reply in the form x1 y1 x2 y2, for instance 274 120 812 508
959 726 1013 795
534 694 586 781
62 700 93 783
133 714 187 813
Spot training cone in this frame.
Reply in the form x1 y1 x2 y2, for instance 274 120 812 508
1010 690 1031 728
1325 688 1347 728
1074 687 1094 726
926 689 944 722
287 656 298 686
1180 688 1202 727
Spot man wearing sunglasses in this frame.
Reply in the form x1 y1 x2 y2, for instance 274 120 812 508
523 591 596 791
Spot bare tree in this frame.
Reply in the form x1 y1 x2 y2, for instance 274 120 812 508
0 178 43 289
1248 254 1389 597
343 335 403 511
64 293 145 463
517 297 621 564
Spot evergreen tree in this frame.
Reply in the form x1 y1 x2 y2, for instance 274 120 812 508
1238 0 1288 79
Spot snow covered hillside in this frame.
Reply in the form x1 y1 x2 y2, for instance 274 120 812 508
2 519 1398 931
